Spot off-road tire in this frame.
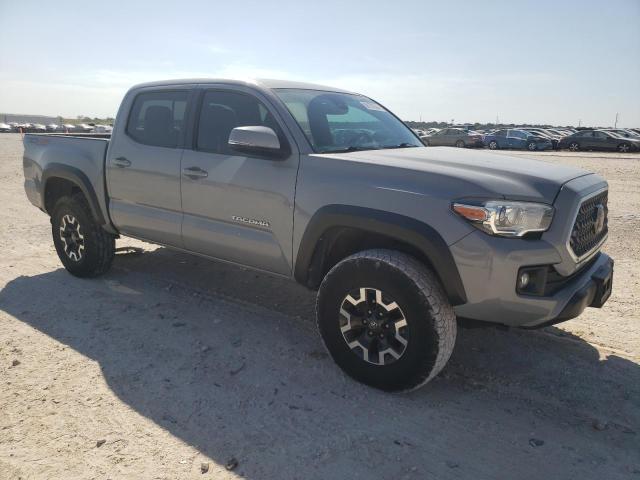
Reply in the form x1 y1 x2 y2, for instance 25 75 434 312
51 193 115 277
316 249 457 392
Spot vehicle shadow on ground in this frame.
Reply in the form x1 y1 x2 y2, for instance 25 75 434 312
1 246 638 479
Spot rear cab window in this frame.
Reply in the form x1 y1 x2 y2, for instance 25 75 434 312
126 91 188 148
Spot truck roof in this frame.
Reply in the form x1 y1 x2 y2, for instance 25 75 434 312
128 78 353 94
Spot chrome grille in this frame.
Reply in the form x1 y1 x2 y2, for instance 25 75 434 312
569 190 608 260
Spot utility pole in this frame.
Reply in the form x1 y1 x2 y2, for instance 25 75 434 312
578 119 582 128
614 113 619 128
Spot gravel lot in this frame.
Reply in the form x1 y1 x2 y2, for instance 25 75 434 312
0 133 638 479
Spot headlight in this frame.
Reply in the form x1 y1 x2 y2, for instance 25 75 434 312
452 200 554 237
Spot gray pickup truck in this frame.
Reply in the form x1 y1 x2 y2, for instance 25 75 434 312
23 79 613 391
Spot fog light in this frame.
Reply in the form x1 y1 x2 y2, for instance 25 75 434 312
516 266 549 296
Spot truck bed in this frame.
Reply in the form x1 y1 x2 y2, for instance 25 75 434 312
23 133 111 222
34 132 112 139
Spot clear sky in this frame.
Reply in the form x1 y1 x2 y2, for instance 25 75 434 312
1 0 639 126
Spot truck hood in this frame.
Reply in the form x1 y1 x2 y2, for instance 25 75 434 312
318 146 591 202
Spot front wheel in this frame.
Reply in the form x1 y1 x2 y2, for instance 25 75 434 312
488 140 498 150
569 142 580 152
316 249 457 392
618 143 631 153
455 140 465 148
51 193 115 277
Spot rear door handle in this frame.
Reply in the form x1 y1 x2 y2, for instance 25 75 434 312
113 157 131 168
182 166 208 179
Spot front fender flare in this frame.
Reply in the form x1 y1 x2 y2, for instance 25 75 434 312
294 205 467 305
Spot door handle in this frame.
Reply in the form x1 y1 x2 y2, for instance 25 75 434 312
113 157 131 168
182 166 208 179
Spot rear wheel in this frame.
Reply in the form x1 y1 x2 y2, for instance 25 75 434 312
455 140 465 148
316 249 457 392
51 193 115 277
618 143 631 153
527 141 537 151
569 142 580 152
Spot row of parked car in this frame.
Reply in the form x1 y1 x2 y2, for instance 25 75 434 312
414 126 640 152
3 118 638 153
0 122 113 134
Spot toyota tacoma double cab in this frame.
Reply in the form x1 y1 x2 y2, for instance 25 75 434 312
23 79 614 391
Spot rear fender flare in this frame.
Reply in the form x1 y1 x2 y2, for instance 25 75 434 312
41 163 106 224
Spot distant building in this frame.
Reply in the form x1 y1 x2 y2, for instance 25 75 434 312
1 113 62 124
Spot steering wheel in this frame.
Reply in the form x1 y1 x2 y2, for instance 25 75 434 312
349 131 375 147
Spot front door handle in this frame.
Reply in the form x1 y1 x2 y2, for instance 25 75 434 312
182 166 208 179
113 157 131 168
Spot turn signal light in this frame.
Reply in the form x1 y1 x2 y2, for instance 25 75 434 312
452 204 488 222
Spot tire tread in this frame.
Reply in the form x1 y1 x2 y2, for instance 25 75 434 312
316 249 457 391
52 193 115 277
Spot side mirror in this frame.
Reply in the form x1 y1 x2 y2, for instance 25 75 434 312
228 126 282 156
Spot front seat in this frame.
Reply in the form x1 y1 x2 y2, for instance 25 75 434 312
198 104 239 154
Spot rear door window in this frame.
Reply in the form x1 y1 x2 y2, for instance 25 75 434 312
126 91 188 148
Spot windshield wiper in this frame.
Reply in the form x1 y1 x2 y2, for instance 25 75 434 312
321 143 418 154
381 143 419 149
321 146 380 153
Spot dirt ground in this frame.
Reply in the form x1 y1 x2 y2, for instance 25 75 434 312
0 133 638 479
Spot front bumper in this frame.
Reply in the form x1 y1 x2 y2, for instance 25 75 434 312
450 229 613 328
541 257 613 327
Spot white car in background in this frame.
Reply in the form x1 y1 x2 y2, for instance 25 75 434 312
76 123 94 132
0 123 11 132
93 125 113 134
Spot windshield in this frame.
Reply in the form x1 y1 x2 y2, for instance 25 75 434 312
274 89 422 153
